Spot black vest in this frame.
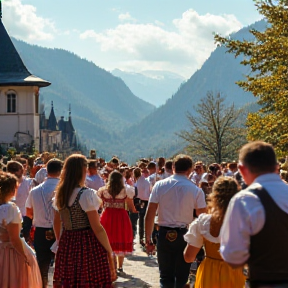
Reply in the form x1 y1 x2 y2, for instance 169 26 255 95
248 187 288 285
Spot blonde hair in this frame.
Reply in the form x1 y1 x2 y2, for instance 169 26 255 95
207 176 239 219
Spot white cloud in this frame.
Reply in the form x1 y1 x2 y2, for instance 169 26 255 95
80 9 242 77
2 0 55 41
118 12 136 22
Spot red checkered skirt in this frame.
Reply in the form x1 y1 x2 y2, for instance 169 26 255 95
100 208 133 255
53 228 112 288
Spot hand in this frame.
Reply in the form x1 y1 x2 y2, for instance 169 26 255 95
145 241 156 255
107 253 117 282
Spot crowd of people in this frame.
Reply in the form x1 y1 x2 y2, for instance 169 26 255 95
0 141 288 288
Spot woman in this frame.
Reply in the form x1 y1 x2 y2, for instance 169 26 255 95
0 171 42 288
97 171 136 274
53 154 116 288
184 176 246 288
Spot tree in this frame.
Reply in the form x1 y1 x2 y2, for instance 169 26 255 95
177 92 247 163
215 0 288 156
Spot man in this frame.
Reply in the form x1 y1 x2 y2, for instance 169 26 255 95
26 158 62 288
146 161 157 189
220 141 288 288
6 161 32 217
134 167 151 246
85 160 105 190
190 161 204 186
162 160 173 179
145 154 206 288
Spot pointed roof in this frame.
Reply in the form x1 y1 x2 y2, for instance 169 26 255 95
47 101 58 131
0 3 51 87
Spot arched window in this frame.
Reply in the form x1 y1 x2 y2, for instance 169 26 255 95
7 93 16 113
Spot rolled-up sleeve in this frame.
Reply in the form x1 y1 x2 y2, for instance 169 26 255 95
220 193 265 265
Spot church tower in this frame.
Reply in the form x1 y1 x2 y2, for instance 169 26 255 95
0 1 50 151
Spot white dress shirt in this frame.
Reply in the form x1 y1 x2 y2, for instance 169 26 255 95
220 173 288 265
85 174 105 191
149 174 206 228
15 176 32 217
135 175 151 201
26 177 59 228
35 167 48 184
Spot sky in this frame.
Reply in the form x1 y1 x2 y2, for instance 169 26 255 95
1 0 262 78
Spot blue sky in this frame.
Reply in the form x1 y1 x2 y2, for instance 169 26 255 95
2 0 261 78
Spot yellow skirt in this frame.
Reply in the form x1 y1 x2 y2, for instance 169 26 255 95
195 257 246 288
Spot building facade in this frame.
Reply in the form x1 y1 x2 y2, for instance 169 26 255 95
0 5 50 152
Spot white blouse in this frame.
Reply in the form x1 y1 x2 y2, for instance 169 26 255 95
53 187 101 212
97 186 134 200
184 213 219 248
0 202 22 225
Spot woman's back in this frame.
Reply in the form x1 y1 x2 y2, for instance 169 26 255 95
185 213 245 288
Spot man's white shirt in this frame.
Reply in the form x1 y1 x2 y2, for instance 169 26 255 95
220 173 288 265
25 177 59 228
149 174 206 228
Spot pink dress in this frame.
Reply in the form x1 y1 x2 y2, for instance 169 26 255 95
0 202 42 288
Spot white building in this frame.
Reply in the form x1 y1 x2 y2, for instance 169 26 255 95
0 4 50 152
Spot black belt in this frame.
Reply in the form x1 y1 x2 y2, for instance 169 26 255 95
35 227 53 230
160 226 188 231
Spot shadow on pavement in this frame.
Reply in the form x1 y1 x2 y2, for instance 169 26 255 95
113 272 153 288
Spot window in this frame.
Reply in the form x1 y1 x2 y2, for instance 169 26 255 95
7 93 16 113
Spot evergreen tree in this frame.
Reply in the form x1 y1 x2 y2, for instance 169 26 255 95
215 0 288 155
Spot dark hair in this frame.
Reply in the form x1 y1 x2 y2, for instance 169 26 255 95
157 157 165 168
47 158 62 175
165 160 173 171
239 141 277 174
147 162 156 170
88 160 97 169
7 161 23 174
173 154 193 173
107 171 124 199
0 172 17 202
55 154 87 209
133 167 141 179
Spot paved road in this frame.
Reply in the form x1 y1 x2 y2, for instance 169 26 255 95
48 240 195 287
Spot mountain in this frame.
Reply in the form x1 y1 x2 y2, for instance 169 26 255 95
12 38 155 156
122 20 267 161
112 69 185 107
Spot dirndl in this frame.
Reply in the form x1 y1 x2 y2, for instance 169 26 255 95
0 239 42 288
100 207 133 255
53 227 112 288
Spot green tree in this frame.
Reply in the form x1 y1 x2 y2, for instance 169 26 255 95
215 0 288 156
177 92 247 163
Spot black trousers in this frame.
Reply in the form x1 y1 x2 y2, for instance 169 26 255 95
34 227 55 287
129 212 139 238
157 227 190 288
138 200 148 241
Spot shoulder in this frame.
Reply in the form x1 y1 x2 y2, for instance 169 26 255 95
82 187 97 196
97 186 107 195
